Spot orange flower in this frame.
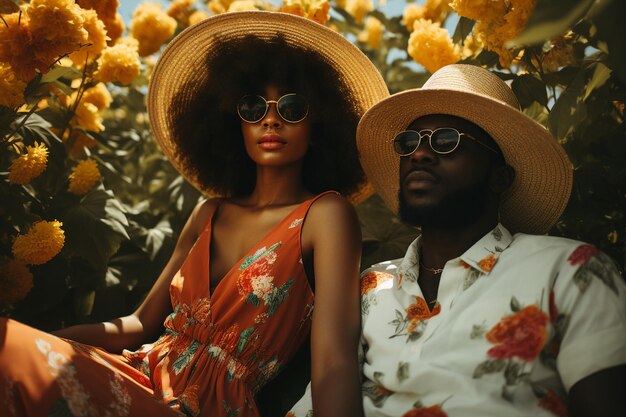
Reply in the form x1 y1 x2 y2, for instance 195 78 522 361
406 296 440 321
477 254 497 272
403 404 448 417
486 305 548 361
360 271 393 295
538 390 569 417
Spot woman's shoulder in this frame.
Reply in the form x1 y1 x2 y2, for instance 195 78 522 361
188 198 222 235
305 192 359 232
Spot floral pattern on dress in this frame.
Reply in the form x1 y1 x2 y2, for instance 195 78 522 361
389 296 441 342
237 243 294 315
35 338 132 417
361 271 394 315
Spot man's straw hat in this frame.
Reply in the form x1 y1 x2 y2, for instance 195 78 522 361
357 64 573 235
147 11 388 202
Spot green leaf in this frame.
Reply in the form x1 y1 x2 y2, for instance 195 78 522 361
583 62 611 101
237 326 255 353
547 68 587 140
61 188 129 267
0 0 20 14
41 66 83 84
145 217 173 261
510 0 596 47
453 17 475 44
592 0 626 85
512 74 549 108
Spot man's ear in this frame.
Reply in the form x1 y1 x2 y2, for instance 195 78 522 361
489 164 515 194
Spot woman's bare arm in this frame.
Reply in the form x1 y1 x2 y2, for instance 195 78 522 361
304 193 364 417
52 199 217 353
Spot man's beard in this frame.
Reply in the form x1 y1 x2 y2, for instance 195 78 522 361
398 181 491 229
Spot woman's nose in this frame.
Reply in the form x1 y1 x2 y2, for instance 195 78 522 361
262 103 283 127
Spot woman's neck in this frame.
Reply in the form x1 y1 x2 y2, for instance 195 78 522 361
242 164 311 207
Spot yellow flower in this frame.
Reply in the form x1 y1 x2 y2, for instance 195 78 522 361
424 0 453 22
0 63 27 108
0 12 47 81
82 83 112 111
27 0 88 63
77 0 118 23
208 0 236 14
73 101 104 132
188 10 211 26
130 3 177 57
8 142 49 185
450 0 506 22
402 4 427 31
69 8 108 65
68 159 101 195
12 220 65 265
229 0 259 12
407 19 460 74
357 16 384 49
167 0 195 26
280 0 330 25
462 33 482 58
0 258 34 305
345 0 373 24
94 37 141 85
105 12 125 45
65 131 98 156
539 35 574 72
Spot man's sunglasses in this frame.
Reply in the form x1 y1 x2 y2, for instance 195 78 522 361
237 93 309 124
391 128 500 156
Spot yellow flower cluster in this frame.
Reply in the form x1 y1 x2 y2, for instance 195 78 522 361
345 0 373 24
452 0 536 67
280 0 330 25
407 19 460 74
12 220 65 265
357 16 384 49
77 0 124 44
228 0 260 12
130 3 177 57
167 0 195 27
189 10 211 25
8 142 49 185
27 0 88 64
82 83 113 110
69 8 108 65
0 63 27 108
68 159 101 195
208 0 236 14
403 0 452 30
0 12 49 81
0 258 34 305
95 37 141 85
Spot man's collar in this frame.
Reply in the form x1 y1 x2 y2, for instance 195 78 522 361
396 224 513 287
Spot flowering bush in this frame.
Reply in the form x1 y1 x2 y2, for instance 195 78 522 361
0 0 623 331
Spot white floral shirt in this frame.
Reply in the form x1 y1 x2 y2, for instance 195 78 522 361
288 225 626 417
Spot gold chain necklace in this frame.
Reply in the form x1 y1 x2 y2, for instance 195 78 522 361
420 259 444 274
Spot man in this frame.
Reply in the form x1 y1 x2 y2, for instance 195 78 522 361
352 64 626 417
288 64 626 417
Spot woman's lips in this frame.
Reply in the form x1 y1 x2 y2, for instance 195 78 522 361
258 134 286 150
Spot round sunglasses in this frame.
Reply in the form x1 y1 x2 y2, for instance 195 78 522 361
391 128 499 156
237 93 309 124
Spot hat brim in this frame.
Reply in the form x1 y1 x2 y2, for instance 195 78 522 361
147 11 389 204
357 88 573 235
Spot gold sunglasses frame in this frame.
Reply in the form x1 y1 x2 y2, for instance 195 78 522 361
390 128 500 156
237 93 309 124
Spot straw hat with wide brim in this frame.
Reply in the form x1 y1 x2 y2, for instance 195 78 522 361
147 11 389 203
357 64 573 235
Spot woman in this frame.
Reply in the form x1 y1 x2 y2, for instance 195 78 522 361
0 11 388 417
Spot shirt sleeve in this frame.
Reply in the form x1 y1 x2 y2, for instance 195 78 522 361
553 244 626 391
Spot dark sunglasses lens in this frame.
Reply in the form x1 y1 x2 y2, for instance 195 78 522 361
238 96 267 122
393 131 421 155
277 95 308 122
431 128 460 153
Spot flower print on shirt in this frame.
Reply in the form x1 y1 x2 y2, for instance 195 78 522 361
473 297 549 400
569 244 619 294
361 271 394 315
389 296 441 342
363 372 394 408
402 403 448 417
536 388 569 417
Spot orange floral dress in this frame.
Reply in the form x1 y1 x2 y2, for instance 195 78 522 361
0 194 328 417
